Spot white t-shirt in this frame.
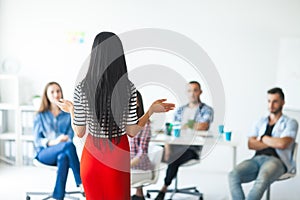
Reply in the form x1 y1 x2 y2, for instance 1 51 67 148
181 106 198 126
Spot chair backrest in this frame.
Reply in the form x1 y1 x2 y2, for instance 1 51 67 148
131 145 164 188
278 142 298 180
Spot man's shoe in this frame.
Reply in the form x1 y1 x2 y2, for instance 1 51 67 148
131 194 145 200
154 191 165 200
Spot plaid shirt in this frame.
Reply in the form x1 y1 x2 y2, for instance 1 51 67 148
130 121 154 171
174 102 214 125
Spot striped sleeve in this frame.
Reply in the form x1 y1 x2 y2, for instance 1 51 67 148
73 84 86 126
126 86 138 125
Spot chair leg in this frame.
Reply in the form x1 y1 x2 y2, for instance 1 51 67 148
266 186 270 200
169 175 203 199
26 190 84 200
146 175 203 200
26 191 53 200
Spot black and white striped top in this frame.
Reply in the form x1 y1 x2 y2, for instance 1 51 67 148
73 82 138 138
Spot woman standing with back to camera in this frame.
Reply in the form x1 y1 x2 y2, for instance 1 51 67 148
57 32 175 200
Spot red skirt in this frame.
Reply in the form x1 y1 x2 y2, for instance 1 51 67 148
80 134 130 200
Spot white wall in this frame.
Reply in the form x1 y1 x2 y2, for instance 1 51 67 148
1 0 300 176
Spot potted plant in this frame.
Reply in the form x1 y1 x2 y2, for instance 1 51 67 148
32 95 41 110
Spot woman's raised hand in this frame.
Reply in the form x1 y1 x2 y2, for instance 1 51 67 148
149 99 175 116
55 99 74 113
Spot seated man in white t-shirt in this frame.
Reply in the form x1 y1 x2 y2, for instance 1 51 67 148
154 81 214 200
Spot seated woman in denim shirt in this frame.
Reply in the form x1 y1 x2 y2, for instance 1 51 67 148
33 81 82 200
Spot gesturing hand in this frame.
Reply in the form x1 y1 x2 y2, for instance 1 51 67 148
55 99 74 113
149 99 175 115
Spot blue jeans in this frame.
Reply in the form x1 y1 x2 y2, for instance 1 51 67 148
228 155 286 200
37 141 82 199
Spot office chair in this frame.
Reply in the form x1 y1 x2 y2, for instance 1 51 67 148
131 145 164 190
26 158 85 200
147 146 203 200
265 142 298 200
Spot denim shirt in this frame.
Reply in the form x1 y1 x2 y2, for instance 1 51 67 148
248 114 298 173
33 110 74 154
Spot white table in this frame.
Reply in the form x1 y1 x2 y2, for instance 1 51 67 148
151 130 238 167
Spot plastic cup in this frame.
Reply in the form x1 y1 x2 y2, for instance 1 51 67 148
165 123 172 135
173 122 181 137
225 131 232 141
218 125 224 134
173 128 181 137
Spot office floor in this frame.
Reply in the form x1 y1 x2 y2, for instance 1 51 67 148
0 161 299 200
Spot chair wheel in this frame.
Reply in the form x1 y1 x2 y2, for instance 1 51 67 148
199 196 203 200
146 192 151 198
26 196 31 200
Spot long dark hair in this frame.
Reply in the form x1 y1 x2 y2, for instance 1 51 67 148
38 82 63 113
82 32 132 143
136 90 145 118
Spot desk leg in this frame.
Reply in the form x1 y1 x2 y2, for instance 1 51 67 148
232 146 237 168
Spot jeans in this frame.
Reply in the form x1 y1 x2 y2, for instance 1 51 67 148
228 155 286 200
37 141 82 199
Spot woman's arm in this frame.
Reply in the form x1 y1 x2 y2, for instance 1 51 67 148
56 99 86 138
47 134 69 146
57 98 174 138
69 107 86 138
34 113 70 147
33 114 48 148
126 99 175 137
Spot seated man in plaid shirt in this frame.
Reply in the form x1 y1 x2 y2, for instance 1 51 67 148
154 81 214 200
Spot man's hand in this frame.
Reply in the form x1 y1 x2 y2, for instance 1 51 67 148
261 135 294 150
194 122 209 131
248 137 269 150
